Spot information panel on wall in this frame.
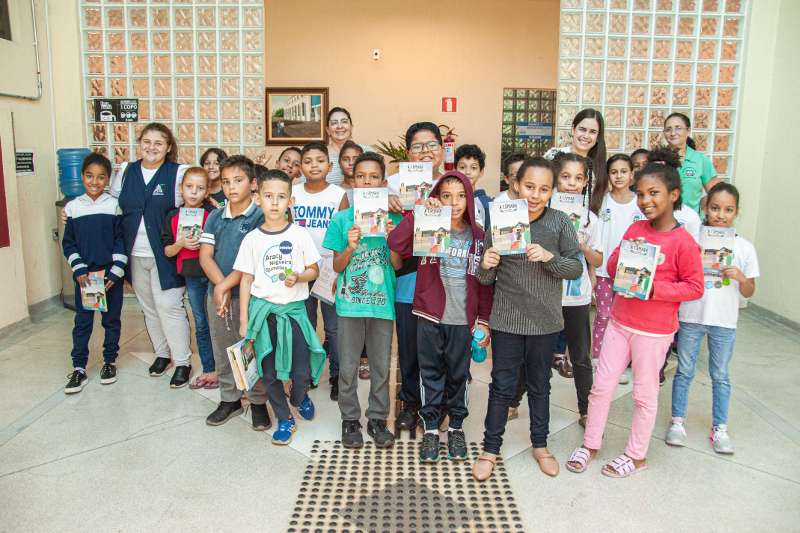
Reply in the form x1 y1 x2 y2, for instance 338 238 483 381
94 99 139 123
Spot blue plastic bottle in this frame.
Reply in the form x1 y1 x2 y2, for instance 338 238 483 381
57 148 92 197
472 329 487 363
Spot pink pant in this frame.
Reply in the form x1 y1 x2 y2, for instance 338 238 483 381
583 320 672 461
591 276 615 359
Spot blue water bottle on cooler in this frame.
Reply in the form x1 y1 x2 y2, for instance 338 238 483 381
472 329 487 363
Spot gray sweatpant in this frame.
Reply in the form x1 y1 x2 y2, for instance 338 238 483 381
206 293 268 404
337 316 393 421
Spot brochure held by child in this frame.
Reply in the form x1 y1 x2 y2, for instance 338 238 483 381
550 192 584 233
353 188 390 237
699 226 735 275
398 162 435 209
81 271 107 312
311 258 338 306
613 240 661 300
412 205 452 257
227 339 259 391
488 199 530 256
176 207 205 241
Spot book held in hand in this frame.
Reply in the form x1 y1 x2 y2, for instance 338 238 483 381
227 339 259 391
613 240 661 300
353 188 390 237
398 162 435 209
412 205 452 258
81 271 107 312
550 192 584 233
699 226 735 275
176 207 204 241
311 258 338 306
488 200 530 256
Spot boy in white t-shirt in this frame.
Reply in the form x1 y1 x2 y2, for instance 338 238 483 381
291 142 349 400
233 169 327 446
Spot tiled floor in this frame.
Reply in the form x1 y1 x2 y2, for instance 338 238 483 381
0 299 797 532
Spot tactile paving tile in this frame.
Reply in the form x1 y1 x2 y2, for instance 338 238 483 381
287 440 525 533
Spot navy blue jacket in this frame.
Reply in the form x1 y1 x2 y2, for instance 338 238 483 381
63 193 128 283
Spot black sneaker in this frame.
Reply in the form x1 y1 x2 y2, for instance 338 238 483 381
329 375 339 401
396 402 420 430
367 419 395 448
342 420 363 448
170 365 192 388
149 357 173 376
100 363 117 385
419 432 440 462
65 370 87 394
250 403 272 431
417 408 447 431
447 429 468 461
206 400 244 426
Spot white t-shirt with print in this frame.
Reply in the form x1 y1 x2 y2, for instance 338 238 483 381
233 224 322 305
679 235 759 329
674 205 701 243
596 192 645 278
562 208 602 306
290 183 346 260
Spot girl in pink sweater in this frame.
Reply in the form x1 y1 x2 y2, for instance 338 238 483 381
565 147 704 478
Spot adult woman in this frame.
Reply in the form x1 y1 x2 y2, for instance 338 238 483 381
663 113 720 213
200 148 227 208
111 123 194 388
303 107 376 186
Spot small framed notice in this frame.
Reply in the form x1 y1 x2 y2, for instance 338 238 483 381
15 150 34 175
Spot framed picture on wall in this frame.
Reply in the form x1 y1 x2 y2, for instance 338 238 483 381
265 87 329 146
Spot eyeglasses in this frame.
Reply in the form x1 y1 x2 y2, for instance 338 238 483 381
664 126 686 134
408 141 441 154
328 119 351 127
507 172 517 180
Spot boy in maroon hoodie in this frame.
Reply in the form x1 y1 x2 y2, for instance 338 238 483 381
387 171 493 463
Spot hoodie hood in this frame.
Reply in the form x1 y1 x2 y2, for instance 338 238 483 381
430 171 481 233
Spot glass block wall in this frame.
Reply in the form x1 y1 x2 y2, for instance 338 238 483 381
501 89 557 162
80 0 265 167
557 0 746 179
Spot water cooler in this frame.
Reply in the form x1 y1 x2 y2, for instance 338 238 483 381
56 148 91 310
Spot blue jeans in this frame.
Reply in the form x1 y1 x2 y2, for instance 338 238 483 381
306 282 339 377
672 321 736 427
185 277 214 373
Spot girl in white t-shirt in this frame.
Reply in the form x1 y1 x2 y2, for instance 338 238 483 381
667 183 759 454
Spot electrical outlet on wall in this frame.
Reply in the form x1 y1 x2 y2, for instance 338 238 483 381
52 228 58 241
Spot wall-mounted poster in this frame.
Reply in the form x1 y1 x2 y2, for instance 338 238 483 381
265 87 329 146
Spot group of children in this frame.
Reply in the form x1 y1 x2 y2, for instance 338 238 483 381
62 118 759 480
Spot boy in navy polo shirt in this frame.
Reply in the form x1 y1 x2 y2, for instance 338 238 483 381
199 156 271 430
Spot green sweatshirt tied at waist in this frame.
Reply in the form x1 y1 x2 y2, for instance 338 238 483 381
245 298 326 384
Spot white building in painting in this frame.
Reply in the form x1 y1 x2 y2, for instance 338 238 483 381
282 94 322 122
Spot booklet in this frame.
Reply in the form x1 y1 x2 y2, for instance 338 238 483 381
81 270 107 312
613 240 661 300
488 200 530 256
311 258 338 306
176 207 204 241
226 343 246 390
398 162 435 209
550 192 584 233
227 339 259 391
699 226 735 275
412 205 452 257
353 188 390 237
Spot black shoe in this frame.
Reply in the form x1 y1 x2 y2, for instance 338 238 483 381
309 381 318 390
447 429 468 461
206 400 244 426
149 357 173 377
419 432 440 462
100 363 117 385
417 408 447 430
659 367 666 386
250 403 272 431
396 402 420 430
170 365 192 388
367 419 395 448
65 370 87 394
329 375 339 401
342 420 363 448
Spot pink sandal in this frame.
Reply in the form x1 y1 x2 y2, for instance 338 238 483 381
601 454 648 478
565 447 593 473
189 376 219 390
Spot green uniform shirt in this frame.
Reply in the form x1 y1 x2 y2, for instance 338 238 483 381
679 146 717 213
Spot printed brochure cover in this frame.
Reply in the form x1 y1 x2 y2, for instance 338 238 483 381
412 205 452 257
550 192 584 233
226 342 245 390
81 271 107 312
613 240 661 300
227 339 259 391
699 226 735 275
176 207 204 241
398 162 435 209
488 200 530 256
353 188 390 237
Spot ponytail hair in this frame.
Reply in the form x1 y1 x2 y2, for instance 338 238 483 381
571 109 608 216
138 122 179 163
515 156 555 186
665 112 696 150
635 146 683 211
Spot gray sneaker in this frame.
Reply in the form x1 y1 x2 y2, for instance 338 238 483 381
665 418 686 446
710 425 734 454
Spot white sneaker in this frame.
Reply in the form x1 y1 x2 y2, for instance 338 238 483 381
618 371 629 385
666 418 686 446
710 425 734 454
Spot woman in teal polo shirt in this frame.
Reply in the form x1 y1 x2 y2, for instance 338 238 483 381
664 112 721 213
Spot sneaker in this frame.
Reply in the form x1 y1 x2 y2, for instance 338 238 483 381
329 375 339 401
170 365 192 388
447 430 468 461
618 371 629 385
669 342 678 357
665 418 686 446
100 363 117 385
659 367 666 386
396 402 420 430
342 420 364 448
250 403 272 431
367 419 395 448
710 425 734 454
206 400 244 426
149 357 173 377
419 432 440 463
65 370 87 394
297 394 315 421
271 417 296 445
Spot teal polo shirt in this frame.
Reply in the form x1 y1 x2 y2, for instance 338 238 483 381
679 146 717 213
